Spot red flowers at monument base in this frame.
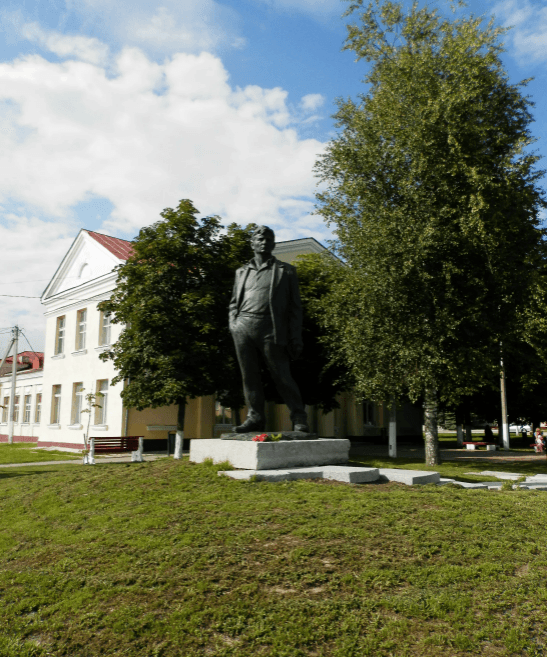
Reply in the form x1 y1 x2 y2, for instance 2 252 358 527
252 434 268 442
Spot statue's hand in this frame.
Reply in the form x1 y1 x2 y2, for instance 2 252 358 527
288 342 303 360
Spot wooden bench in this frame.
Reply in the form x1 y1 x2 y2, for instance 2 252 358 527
84 436 144 464
462 442 497 451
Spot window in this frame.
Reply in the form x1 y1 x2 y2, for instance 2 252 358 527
55 316 66 354
13 395 20 423
71 383 85 425
23 395 32 423
95 380 108 424
51 385 61 424
35 393 42 423
2 396 8 423
215 401 232 425
76 309 87 350
99 311 112 346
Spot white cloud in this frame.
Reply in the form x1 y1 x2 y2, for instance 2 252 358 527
0 42 327 252
300 93 325 112
65 0 245 55
494 0 547 63
0 214 76 351
20 21 109 65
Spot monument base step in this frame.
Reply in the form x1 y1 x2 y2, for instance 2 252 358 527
190 437 350 470
218 465 444 485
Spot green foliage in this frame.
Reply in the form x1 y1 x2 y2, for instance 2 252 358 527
3 459 547 654
291 253 353 412
315 1 546 409
99 199 255 412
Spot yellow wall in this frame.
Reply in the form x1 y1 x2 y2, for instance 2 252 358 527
126 395 216 440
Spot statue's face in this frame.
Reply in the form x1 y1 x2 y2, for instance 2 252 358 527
252 231 275 257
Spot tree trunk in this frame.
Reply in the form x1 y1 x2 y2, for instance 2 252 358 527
454 406 463 447
388 397 397 458
424 387 441 465
174 400 186 460
456 425 463 447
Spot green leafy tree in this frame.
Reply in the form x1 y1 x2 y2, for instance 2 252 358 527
99 199 254 453
315 0 546 464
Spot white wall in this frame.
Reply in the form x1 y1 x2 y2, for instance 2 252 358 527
40 294 126 449
0 370 43 441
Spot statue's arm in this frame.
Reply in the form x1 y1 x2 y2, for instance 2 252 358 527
229 271 239 330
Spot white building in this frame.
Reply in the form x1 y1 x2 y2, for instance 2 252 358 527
38 229 133 449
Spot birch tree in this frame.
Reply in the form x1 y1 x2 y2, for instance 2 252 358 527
315 0 546 464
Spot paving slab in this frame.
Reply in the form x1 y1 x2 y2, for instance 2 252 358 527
453 481 489 489
322 466 380 484
437 478 458 486
467 470 524 480
525 475 547 482
378 468 440 485
218 470 293 482
218 466 379 483
285 468 325 480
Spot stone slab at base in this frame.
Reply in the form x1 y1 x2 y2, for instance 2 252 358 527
378 468 440 485
190 438 350 470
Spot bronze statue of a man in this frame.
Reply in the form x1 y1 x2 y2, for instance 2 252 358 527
229 226 309 433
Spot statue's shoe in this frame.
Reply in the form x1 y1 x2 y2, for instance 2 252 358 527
294 423 310 433
234 420 265 434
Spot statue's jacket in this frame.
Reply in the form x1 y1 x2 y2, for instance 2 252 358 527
229 256 303 348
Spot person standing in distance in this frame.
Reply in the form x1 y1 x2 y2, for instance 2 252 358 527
229 226 309 433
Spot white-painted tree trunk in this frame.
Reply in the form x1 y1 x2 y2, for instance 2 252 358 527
388 398 397 458
174 430 184 460
424 387 441 465
174 401 186 460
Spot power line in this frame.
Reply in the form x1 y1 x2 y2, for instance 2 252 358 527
0 293 114 302
20 329 43 360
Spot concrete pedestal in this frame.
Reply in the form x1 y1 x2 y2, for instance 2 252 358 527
189 438 350 470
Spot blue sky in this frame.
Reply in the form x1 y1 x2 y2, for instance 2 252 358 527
0 0 546 347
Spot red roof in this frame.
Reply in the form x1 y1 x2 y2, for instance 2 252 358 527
86 231 134 260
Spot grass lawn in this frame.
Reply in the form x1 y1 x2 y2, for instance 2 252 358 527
0 443 80 465
2 457 547 656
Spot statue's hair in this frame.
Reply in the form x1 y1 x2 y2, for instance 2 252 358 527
252 225 275 240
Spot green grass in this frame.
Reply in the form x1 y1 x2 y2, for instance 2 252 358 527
2 457 547 656
0 443 80 465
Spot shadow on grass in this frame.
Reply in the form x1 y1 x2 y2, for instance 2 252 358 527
0 469 60 480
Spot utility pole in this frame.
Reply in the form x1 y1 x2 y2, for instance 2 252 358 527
500 345 510 450
7 326 18 445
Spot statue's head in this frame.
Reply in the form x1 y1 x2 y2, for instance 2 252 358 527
251 225 275 256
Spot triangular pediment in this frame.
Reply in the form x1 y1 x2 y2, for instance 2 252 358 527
41 230 125 301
